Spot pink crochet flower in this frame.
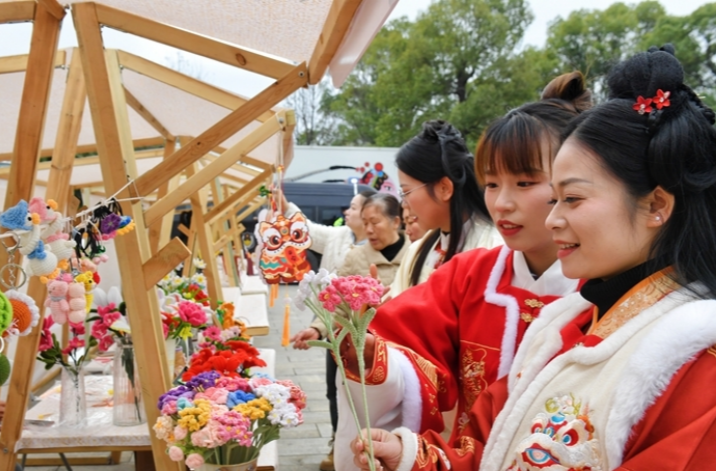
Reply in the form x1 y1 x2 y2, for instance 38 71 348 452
177 301 207 327
216 376 251 392
194 387 229 405
185 453 204 469
249 377 273 388
168 445 184 461
161 400 178 415
173 425 188 441
190 419 226 448
277 380 307 410
319 275 384 312
203 325 222 342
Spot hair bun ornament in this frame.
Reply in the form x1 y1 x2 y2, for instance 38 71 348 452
608 43 684 105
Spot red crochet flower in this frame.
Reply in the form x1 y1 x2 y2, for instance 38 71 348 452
633 96 653 115
181 343 266 381
653 89 671 110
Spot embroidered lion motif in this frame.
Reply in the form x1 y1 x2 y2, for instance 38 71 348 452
506 394 603 471
258 212 312 284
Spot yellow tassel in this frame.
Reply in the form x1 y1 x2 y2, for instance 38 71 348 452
281 293 291 347
269 284 277 308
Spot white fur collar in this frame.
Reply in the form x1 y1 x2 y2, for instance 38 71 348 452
482 286 716 471
484 245 520 378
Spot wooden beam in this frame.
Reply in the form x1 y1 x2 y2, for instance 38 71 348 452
143 237 191 290
133 62 306 197
124 86 175 140
0 136 165 161
0 49 66 74
38 0 65 21
212 147 272 171
282 109 297 167
47 49 86 213
0 3 63 469
307 0 363 84
143 113 285 227
72 4 178 470
0 148 165 175
205 171 271 225
0 1 35 24
186 163 221 311
116 50 276 122
95 3 294 80
149 139 179 254
235 197 267 223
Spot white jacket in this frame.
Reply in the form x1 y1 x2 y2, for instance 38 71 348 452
285 202 358 273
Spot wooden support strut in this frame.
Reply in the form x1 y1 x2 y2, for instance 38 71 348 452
205 169 272 225
0 3 64 470
72 4 178 470
307 0 364 84
116 50 277 122
0 1 36 24
94 3 295 80
0 49 65 75
143 113 285 227
133 62 307 198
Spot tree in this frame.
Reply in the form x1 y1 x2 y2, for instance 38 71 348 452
323 0 544 147
285 78 337 145
546 1 668 98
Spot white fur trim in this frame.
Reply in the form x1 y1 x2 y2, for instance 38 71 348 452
605 297 716 468
391 347 422 433
484 245 520 378
391 427 421 471
481 287 697 471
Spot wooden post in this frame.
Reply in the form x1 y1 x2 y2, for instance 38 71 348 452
72 5 178 470
148 138 178 254
0 3 64 469
186 164 222 310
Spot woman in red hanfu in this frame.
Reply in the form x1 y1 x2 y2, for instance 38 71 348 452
351 46 716 471
333 73 593 470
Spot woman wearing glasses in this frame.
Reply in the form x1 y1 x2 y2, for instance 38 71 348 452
390 121 502 296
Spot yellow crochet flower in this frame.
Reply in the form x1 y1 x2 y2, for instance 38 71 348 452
177 399 212 431
234 397 272 420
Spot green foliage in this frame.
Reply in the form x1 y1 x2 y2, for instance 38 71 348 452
315 0 716 147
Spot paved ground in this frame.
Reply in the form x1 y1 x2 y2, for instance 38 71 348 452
22 284 333 470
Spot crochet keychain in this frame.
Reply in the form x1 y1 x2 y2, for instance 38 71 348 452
29 197 76 271
0 200 59 280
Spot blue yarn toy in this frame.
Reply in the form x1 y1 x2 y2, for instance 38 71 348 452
0 200 33 231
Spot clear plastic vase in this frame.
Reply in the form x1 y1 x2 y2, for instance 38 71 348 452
59 366 86 427
112 339 146 426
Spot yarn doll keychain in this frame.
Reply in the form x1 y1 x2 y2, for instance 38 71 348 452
0 237 40 339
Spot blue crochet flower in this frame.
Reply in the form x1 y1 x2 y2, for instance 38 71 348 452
176 397 194 411
227 390 256 409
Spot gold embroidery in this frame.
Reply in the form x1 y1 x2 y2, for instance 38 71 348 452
454 436 477 457
460 348 488 408
707 346 716 359
524 299 544 309
386 341 438 389
371 366 385 383
591 269 680 339
416 437 443 467
520 312 534 323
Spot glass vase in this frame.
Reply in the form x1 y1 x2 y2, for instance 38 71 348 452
197 459 258 471
113 339 146 426
165 337 177 379
59 366 86 427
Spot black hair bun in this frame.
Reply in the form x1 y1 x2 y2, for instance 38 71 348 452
420 120 463 143
607 44 684 102
541 71 593 113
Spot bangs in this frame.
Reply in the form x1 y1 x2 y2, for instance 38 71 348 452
475 112 552 185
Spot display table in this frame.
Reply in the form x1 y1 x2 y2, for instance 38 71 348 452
222 287 270 336
17 349 278 470
241 275 269 296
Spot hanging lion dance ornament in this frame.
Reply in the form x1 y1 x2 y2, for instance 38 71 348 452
258 212 312 284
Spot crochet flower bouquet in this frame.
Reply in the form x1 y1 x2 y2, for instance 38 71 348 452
295 269 384 471
154 328 306 469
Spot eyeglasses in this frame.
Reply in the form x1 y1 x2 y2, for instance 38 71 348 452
398 183 428 199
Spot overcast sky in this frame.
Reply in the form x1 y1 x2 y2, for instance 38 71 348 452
0 0 711 97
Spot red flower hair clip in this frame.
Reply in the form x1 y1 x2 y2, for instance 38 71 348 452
634 89 671 115
633 96 653 115
653 89 671 110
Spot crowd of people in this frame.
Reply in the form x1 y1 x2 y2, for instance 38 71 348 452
288 45 716 471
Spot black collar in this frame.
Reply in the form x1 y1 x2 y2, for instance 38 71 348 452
580 259 669 319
